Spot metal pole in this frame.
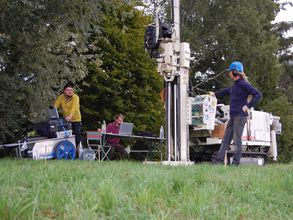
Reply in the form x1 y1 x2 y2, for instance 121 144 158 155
155 2 160 44
176 77 181 160
179 68 189 161
174 0 190 161
173 82 177 161
167 82 172 161
173 0 185 161
173 0 180 42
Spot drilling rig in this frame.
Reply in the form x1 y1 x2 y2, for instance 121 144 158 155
145 0 192 165
144 0 281 165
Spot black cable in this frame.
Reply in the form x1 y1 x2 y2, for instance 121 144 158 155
193 69 229 89
196 87 208 94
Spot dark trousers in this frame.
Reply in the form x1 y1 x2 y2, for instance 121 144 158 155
214 116 247 165
108 143 128 160
71 122 82 147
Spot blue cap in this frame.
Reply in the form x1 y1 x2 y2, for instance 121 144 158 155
229 61 244 73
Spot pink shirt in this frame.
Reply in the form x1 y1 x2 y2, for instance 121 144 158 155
106 122 120 144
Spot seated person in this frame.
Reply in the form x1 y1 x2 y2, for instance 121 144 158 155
106 114 129 160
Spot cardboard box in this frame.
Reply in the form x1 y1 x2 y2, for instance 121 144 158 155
212 124 226 138
56 130 73 138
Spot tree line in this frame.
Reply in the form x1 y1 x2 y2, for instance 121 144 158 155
0 0 292 161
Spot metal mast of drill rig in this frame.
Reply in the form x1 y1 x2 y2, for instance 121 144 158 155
145 0 192 164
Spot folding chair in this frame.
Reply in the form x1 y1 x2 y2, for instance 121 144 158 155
86 131 111 161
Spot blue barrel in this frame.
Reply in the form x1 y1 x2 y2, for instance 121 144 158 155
56 140 76 160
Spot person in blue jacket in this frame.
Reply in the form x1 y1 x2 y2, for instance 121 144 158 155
212 61 262 165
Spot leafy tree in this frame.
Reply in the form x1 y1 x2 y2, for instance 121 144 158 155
0 0 164 144
273 1 293 104
268 1 293 161
262 96 293 162
80 0 164 133
0 0 103 143
179 0 282 99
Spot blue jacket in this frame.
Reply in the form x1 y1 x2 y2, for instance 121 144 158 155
215 78 262 117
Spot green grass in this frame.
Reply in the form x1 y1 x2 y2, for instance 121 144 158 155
0 159 292 219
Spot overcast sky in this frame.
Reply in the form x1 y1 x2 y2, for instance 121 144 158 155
275 0 293 22
274 0 293 36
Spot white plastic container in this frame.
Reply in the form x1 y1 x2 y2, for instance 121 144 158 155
101 121 106 133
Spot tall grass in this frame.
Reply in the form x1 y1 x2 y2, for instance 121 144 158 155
0 159 292 219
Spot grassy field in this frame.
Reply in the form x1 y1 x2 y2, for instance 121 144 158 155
0 159 292 220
